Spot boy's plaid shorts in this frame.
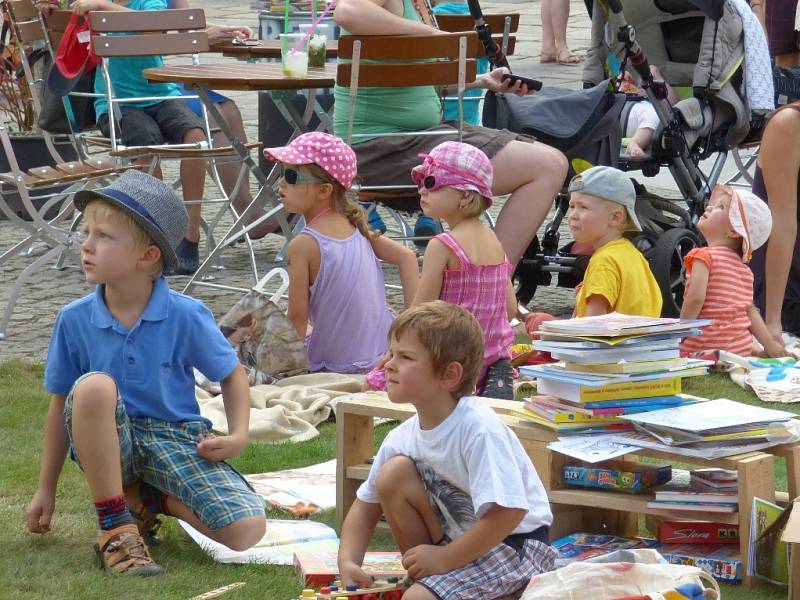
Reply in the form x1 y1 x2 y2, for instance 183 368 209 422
64 372 265 531
416 534 557 600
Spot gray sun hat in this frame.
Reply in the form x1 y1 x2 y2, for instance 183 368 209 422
74 170 188 273
568 165 641 231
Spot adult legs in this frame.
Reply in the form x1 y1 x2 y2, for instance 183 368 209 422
491 140 568 265
180 127 207 244
540 0 578 63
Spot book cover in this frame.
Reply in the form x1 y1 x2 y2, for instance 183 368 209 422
551 532 659 568
539 312 710 337
537 376 682 404
524 403 624 424
582 395 697 409
293 551 406 586
748 496 789 585
659 544 741 582
691 468 738 489
548 347 682 365
654 482 738 505
658 521 739 545
563 357 688 374
563 461 672 493
512 408 632 432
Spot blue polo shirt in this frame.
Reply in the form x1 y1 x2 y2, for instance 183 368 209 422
44 277 238 424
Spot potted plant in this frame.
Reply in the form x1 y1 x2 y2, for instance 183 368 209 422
0 7 76 172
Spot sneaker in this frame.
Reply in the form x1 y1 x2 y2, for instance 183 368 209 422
360 202 387 234
413 214 443 248
175 238 199 275
94 524 164 576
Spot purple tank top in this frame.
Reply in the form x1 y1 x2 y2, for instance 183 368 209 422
303 227 394 373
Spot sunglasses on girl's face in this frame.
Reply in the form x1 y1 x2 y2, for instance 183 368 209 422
417 174 441 191
281 166 327 186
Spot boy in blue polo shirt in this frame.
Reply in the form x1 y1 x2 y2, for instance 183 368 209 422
25 170 266 576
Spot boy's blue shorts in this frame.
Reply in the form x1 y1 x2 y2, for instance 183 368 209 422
64 372 265 531
180 87 231 117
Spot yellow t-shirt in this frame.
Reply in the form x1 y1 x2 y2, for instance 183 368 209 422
575 238 662 317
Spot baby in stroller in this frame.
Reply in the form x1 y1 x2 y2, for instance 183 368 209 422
618 65 679 159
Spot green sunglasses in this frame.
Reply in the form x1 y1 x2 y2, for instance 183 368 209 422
281 166 327 186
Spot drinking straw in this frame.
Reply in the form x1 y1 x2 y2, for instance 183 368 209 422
289 0 335 53
312 0 316 32
283 0 290 57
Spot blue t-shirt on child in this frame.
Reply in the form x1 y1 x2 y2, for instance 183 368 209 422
44 277 238 424
433 1 489 126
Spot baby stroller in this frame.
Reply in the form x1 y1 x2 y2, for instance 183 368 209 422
491 0 772 316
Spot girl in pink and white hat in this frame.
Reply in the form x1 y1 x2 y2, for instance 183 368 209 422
365 141 517 398
263 132 419 374
681 185 786 357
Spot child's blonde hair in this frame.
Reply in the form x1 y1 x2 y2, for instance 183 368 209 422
305 163 378 241
389 300 484 398
83 200 163 276
460 190 489 219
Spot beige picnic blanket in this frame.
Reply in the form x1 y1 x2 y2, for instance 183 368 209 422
196 372 365 443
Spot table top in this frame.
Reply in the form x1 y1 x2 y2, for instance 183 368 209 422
210 39 338 59
143 62 336 91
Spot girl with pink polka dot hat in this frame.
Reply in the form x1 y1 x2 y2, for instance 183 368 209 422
263 133 419 374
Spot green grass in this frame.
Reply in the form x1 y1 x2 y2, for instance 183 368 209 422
0 360 794 599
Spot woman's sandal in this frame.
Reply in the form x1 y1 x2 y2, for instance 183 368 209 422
540 48 582 65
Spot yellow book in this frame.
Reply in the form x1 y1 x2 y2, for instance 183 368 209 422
511 409 624 431
537 376 682 403
521 404 622 424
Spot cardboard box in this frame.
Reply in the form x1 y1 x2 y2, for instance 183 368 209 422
659 544 741 583
563 460 672 493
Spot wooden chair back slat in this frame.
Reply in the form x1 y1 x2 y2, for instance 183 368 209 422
89 8 206 33
436 13 520 33
14 19 45 43
40 9 72 49
336 60 476 87
478 35 516 56
7 0 38 20
337 31 478 61
92 32 209 57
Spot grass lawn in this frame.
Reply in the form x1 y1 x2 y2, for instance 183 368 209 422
1 360 794 599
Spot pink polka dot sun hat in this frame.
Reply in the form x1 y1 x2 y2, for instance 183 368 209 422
263 132 358 189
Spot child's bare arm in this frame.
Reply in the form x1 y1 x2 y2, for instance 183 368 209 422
679 261 709 319
338 499 383 587
506 281 519 321
197 364 250 461
582 294 611 317
286 236 315 339
403 504 526 578
412 239 450 305
371 236 419 308
749 305 787 357
26 394 69 534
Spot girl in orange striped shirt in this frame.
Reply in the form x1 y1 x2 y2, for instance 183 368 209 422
680 185 785 357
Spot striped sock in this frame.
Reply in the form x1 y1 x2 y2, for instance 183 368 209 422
95 495 134 531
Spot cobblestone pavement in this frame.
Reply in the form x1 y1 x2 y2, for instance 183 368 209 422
0 0 705 362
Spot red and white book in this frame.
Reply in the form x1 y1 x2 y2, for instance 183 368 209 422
658 520 740 545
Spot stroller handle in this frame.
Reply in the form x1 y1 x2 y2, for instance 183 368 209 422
605 0 623 14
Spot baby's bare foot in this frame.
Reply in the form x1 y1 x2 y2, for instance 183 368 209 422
627 140 646 159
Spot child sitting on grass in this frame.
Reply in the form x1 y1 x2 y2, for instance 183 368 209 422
339 301 555 600
263 132 418 373
366 141 517 398
680 185 785 357
568 165 663 318
25 171 266 576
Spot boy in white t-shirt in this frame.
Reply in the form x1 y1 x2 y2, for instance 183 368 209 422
337 301 555 600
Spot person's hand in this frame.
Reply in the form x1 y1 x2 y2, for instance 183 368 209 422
763 338 788 358
768 324 785 349
26 488 56 534
34 0 59 15
196 433 247 461
481 67 533 96
402 544 451 579
71 0 111 15
206 23 254 45
339 560 374 589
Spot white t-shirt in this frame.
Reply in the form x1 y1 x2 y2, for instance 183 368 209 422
356 396 553 538
625 100 660 136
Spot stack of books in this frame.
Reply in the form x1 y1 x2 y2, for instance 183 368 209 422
514 313 712 433
647 479 738 513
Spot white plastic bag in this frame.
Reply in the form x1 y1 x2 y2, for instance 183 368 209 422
520 550 720 600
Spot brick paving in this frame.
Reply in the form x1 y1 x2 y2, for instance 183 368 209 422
0 0 707 362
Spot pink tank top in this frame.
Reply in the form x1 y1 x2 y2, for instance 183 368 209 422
437 233 514 381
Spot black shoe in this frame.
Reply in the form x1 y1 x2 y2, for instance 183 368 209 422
174 238 199 275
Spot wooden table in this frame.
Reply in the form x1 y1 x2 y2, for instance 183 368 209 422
143 62 335 293
336 394 800 588
210 39 339 60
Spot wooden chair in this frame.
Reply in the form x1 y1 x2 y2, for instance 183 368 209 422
337 31 477 244
435 12 519 60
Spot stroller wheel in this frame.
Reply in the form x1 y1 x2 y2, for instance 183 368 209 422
514 236 548 306
648 228 701 318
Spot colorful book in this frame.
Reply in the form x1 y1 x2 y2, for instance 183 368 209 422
551 533 659 568
659 544 741 582
535 376 682 404
748 496 790 585
293 551 406 586
646 500 737 513
583 395 698 409
547 347 682 364
691 468 738 490
654 483 738 505
512 408 632 432
524 402 624 424
563 357 688 374
657 520 739 545
539 312 711 337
